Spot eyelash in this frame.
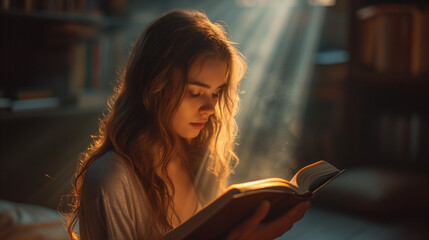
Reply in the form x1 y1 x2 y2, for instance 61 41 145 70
189 91 202 97
189 91 221 98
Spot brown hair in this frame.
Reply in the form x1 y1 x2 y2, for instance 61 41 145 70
65 9 246 238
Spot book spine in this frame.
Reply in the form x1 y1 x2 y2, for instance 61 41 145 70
84 39 94 90
1 0 10 10
393 13 412 75
6 0 110 13
373 14 385 74
418 114 429 165
411 11 422 76
99 33 111 89
68 39 87 102
92 39 101 89
409 113 420 163
360 16 376 70
420 12 429 75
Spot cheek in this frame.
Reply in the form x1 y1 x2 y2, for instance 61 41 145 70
171 99 202 138
174 99 194 125
182 98 199 114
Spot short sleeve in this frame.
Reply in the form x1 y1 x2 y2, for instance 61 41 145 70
79 152 149 240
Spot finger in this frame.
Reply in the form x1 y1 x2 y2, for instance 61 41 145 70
254 201 311 239
249 200 271 224
292 201 311 214
278 201 311 222
290 201 311 222
225 200 270 240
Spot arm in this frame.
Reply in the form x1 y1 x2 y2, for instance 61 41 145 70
224 200 311 240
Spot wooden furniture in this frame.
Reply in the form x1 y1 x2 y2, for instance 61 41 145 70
0 2 137 209
345 0 429 170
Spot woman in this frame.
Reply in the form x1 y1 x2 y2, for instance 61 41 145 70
66 9 310 239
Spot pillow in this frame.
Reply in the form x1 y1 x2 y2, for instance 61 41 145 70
0 200 68 240
313 167 429 219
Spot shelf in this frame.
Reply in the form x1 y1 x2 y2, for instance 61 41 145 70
354 71 429 113
0 104 106 120
0 9 134 27
353 69 429 89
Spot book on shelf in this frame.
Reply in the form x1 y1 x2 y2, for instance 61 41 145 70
11 97 60 111
49 23 116 105
68 39 87 99
69 33 113 106
164 160 345 240
2 0 100 13
1 0 130 15
357 4 429 76
412 11 429 75
375 12 412 75
10 88 60 112
377 112 426 165
77 89 110 108
1 1 129 113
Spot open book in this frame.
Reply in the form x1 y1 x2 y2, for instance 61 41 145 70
164 160 345 240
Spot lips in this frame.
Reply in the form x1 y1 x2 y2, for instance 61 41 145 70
190 122 207 130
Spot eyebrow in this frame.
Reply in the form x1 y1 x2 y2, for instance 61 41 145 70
188 81 225 89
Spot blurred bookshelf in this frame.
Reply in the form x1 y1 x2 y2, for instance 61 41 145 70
0 0 142 118
0 0 144 209
0 9 131 26
298 0 429 172
345 0 429 170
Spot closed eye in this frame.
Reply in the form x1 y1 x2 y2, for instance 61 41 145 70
189 91 202 97
212 87 224 97
188 85 224 98
189 87 206 97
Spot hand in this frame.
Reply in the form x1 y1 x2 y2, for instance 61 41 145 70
224 200 311 240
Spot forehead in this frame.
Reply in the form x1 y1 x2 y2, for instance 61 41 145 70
188 57 228 87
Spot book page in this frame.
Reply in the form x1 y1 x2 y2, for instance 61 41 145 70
290 161 341 193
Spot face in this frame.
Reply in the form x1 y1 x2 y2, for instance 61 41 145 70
172 58 227 139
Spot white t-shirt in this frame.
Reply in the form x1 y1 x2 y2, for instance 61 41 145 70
79 151 161 239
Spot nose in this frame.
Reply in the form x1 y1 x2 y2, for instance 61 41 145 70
199 95 216 116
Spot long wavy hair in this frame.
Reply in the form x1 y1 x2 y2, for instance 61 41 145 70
65 9 246 239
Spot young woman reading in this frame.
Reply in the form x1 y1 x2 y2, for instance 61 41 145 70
66 9 310 240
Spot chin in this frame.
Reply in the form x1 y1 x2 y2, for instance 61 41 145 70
186 133 200 139
179 130 200 140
